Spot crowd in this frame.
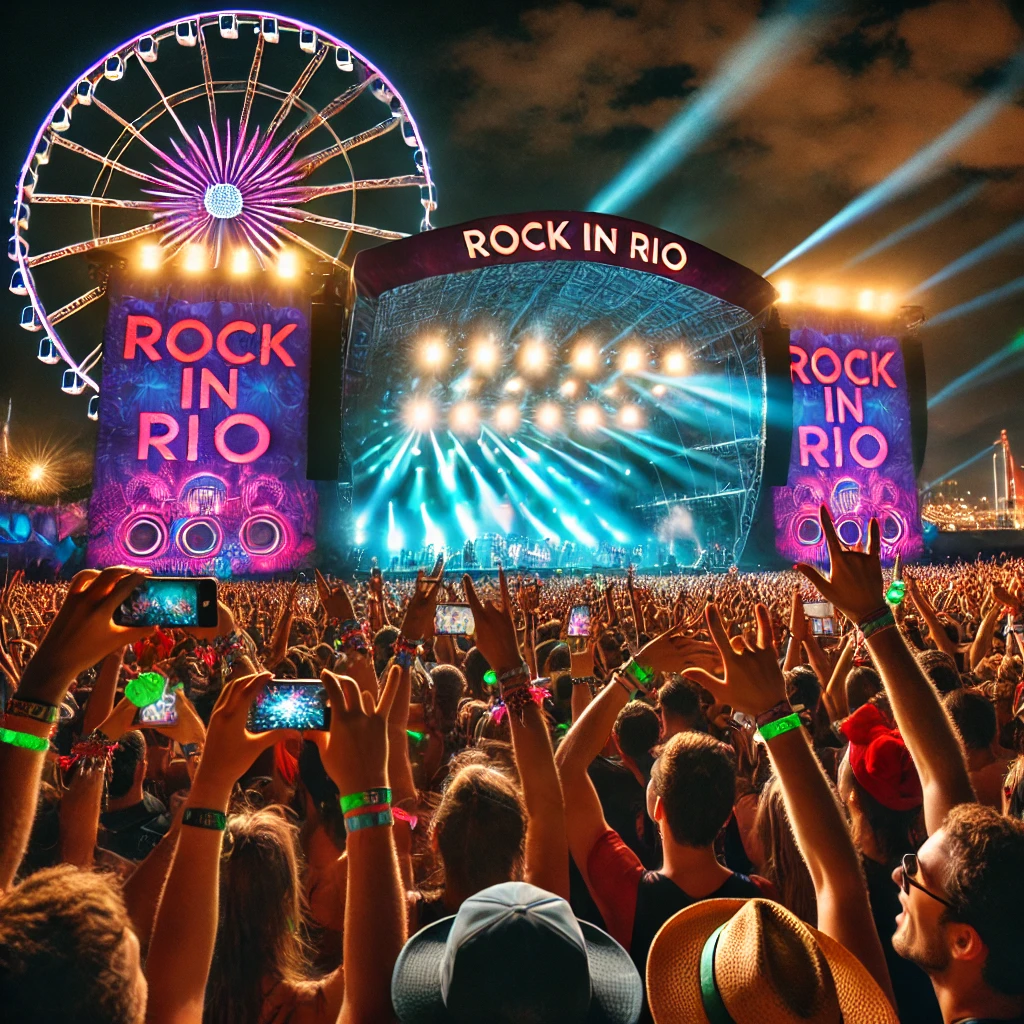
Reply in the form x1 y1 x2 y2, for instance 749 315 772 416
1 508 1023 1023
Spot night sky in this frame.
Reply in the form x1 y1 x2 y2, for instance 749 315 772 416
2 0 1022 499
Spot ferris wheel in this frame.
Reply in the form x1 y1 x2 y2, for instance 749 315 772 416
8 10 438 418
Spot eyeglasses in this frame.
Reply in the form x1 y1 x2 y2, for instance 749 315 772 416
899 853 955 910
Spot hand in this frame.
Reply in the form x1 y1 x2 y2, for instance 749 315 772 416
97 696 140 742
569 640 595 677
463 567 523 674
789 587 808 642
634 626 723 678
795 505 885 625
18 567 155 704
681 604 787 717
400 556 444 640
152 689 207 746
315 570 356 622
314 665 401 795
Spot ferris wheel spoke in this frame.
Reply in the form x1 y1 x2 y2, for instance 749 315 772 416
26 221 164 267
236 33 265 158
296 117 400 175
90 96 190 174
47 284 109 326
289 174 426 201
270 222 346 268
48 135 166 186
280 208 408 240
197 25 222 169
266 44 329 141
286 77 376 147
29 193 162 210
135 57 202 158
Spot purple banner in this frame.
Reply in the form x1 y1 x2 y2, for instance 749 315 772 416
88 286 317 575
773 322 922 566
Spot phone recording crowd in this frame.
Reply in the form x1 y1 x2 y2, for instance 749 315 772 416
1 507 1024 1024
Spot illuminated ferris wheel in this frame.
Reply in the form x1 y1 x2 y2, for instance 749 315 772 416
8 10 437 417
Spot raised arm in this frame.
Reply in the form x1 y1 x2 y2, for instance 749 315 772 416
466 568 568 898
684 603 895 1007
821 633 854 722
969 599 1002 672
796 506 975 835
905 575 959 662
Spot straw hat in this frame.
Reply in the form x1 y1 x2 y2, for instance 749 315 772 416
647 899 898 1024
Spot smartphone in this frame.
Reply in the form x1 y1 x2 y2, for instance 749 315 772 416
803 601 835 636
136 683 178 727
246 681 330 732
568 604 591 637
435 603 475 635
114 577 218 628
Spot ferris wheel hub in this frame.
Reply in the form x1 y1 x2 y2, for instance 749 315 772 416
203 183 244 220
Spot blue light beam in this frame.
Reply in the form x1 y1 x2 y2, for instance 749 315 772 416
844 182 985 268
765 50 1024 275
909 218 1024 296
591 0 823 214
924 276 1024 329
928 330 1024 408
922 446 995 493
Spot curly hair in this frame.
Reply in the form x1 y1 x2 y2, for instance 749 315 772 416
0 866 144 1024
942 803 1024 996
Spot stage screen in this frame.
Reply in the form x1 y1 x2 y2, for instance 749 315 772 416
88 275 318 575
772 313 923 567
343 213 778 572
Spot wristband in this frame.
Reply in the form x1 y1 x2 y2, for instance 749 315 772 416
182 808 227 831
340 787 392 814
754 699 794 731
614 674 638 701
621 658 655 692
5 697 58 724
498 661 530 684
571 676 597 687
344 808 394 833
0 726 50 752
859 607 896 639
394 636 420 668
756 713 802 742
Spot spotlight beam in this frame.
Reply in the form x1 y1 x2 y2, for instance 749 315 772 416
844 182 986 268
909 218 1024 296
765 49 1024 274
591 0 823 213
928 329 1024 408
922 445 995 493
924 276 1024 329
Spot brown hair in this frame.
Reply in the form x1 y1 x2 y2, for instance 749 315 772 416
0 865 144 1023
650 732 735 847
755 775 817 925
204 806 311 1024
431 764 526 897
943 803 1024 996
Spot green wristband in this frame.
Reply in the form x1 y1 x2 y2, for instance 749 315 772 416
182 808 227 831
0 726 50 752
756 712 802 742
340 787 392 814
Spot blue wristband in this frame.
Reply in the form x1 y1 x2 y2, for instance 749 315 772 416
344 808 394 834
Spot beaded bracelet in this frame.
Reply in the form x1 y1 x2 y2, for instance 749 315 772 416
56 729 118 775
345 808 394 834
5 697 58 725
336 620 370 655
340 787 392 814
757 712 803 742
859 606 896 639
571 676 597 687
0 726 50 752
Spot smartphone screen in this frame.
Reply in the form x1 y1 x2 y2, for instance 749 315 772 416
114 577 218 628
246 681 329 732
136 683 178 727
435 604 475 635
568 604 591 637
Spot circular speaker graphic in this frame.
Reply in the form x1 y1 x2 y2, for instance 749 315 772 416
122 515 168 559
880 512 904 546
176 518 223 558
239 515 285 557
796 516 823 546
836 518 863 547
831 479 861 516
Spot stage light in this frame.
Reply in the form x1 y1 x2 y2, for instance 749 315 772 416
663 349 687 375
519 340 549 376
618 404 643 429
232 248 251 275
419 337 449 372
603 383 619 398
577 403 603 431
140 244 161 271
403 397 436 432
877 291 896 314
494 403 521 432
504 377 524 393
450 401 480 435
619 346 645 374
572 342 600 375
814 286 842 309
560 379 579 397
535 402 562 432
183 244 206 273
776 280 795 303
857 289 875 312
651 383 667 397
26 463 46 483
277 250 298 278
470 338 500 374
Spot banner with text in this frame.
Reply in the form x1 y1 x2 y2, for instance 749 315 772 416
773 320 922 567
88 282 317 575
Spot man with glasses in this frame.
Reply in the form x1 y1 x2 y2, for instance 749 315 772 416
796 507 1024 1024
